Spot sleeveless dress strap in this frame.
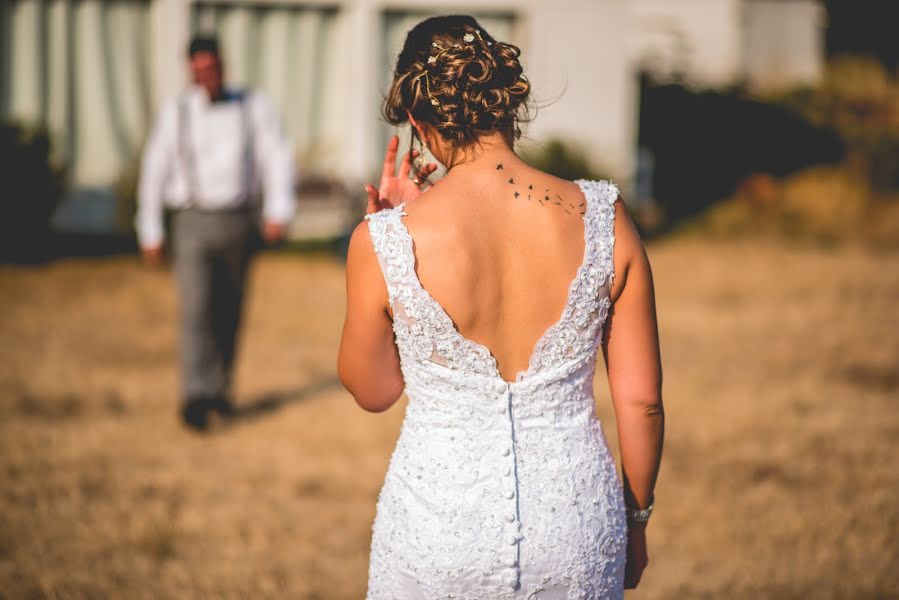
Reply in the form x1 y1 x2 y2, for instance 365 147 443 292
571 178 619 288
364 203 412 302
593 180 620 288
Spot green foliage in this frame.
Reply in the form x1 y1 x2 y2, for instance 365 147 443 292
0 120 68 261
522 138 611 182
765 56 899 191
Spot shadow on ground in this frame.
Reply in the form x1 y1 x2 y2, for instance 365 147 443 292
218 375 343 429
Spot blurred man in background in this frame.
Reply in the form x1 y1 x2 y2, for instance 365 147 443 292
136 35 295 432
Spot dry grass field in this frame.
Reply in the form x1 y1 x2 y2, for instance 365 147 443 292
1 235 897 599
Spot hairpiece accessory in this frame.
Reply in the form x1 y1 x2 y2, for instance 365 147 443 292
429 41 452 61
473 29 493 46
421 71 440 107
417 29 492 112
419 41 453 110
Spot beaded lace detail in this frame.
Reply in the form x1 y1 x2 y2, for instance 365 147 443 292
364 179 626 599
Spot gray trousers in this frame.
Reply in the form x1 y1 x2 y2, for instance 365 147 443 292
173 208 257 402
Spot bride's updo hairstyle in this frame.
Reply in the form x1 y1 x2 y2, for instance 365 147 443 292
384 15 531 148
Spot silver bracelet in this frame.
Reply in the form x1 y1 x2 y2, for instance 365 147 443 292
625 502 654 523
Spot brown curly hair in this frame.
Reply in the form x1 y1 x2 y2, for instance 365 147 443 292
383 15 531 148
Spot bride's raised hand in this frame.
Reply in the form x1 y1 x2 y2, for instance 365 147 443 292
365 135 438 214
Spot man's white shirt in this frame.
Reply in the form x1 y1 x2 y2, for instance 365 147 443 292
136 86 296 247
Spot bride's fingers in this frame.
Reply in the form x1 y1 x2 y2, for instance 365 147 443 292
380 135 400 182
364 184 380 214
413 163 439 185
399 149 418 179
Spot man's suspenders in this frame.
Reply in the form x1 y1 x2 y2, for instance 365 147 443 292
177 91 255 209
177 94 200 207
239 91 255 206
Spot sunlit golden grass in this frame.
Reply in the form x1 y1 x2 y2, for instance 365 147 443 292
683 166 899 249
0 236 897 598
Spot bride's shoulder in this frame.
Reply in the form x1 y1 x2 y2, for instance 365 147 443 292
402 182 454 220
519 167 606 197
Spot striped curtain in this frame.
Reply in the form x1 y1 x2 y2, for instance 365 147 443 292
191 3 340 172
1 1 341 188
1 0 152 188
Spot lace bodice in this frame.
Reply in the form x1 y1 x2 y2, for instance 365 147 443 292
364 179 626 599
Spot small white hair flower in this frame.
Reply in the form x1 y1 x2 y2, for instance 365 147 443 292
462 32 475 43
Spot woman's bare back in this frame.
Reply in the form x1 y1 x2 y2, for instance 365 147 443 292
400 159 591 382
341 15 662 594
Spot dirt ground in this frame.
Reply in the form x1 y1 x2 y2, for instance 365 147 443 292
0 236 897 599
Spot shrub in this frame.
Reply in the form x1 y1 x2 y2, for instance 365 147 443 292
638 82 846 225
0 121 67 262
522 138 611 183
766 56 899 191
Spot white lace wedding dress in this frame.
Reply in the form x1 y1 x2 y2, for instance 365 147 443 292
363 179 626 599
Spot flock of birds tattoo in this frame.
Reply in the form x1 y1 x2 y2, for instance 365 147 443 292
496 163 585 215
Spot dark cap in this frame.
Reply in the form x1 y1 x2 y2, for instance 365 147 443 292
188 35 220 58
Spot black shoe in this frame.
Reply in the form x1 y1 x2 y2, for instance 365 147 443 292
181 397 210 431
209 395 235 418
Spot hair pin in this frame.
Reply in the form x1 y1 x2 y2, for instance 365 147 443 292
473 29 493 46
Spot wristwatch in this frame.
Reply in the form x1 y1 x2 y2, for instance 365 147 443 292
625 502 654 524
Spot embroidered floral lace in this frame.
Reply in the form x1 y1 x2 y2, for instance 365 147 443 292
363 179 626 599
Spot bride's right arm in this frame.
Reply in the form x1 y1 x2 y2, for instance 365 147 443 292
337 222 405 412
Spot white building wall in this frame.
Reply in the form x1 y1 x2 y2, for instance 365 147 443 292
5 1 43 124
342 0 382 185
628 0 744 87
149 0 190 109
743 0 825 91
524 0 637 184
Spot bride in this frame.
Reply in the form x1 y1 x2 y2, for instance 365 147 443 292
338 15 663 599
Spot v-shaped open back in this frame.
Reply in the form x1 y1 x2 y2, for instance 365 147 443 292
365 178 619 386
364 178 626 599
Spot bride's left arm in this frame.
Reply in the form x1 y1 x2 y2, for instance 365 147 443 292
337 222 405 412
602 199 664 589
603 199 664 510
